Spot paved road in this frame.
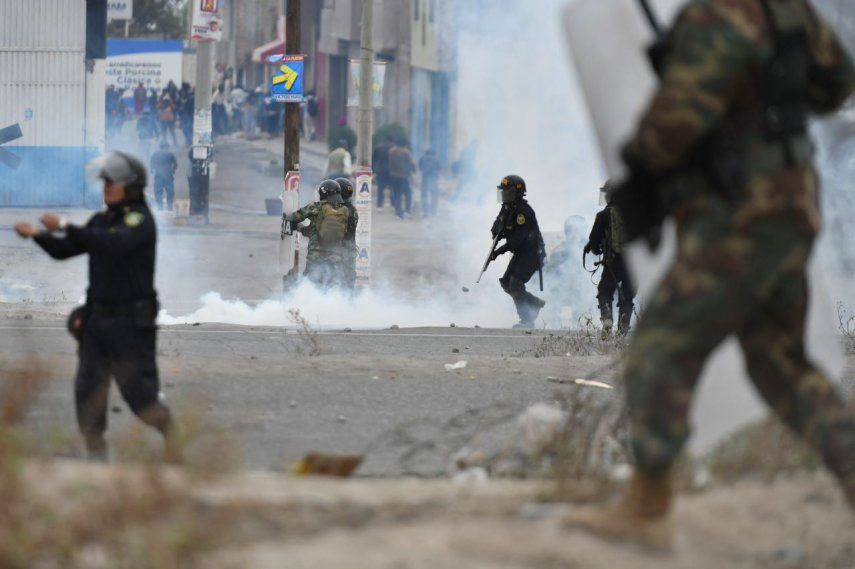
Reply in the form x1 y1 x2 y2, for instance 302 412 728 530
2 319 616 476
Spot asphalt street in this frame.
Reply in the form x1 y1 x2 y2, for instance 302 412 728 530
2 319 616 476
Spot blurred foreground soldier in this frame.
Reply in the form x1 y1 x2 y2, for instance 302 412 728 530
150 142 177 211
336 177 360 290
564 0 855 548
584 189 636 337
489 175 546 329
13 152 179 463
286 180 352 290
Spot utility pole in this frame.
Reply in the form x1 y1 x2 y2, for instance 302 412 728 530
354 0 375 287
284 0 300 174
280 0 302 291
191 38 213 224
356 0 374 168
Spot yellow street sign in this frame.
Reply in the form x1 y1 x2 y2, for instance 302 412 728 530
273 64 299 91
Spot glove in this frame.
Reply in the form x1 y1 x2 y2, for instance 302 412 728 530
583 244 591 255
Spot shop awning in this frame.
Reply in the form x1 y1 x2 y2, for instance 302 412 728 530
252 39 286 63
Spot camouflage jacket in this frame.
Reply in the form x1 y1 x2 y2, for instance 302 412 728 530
290 201 351 259
625 0 855 233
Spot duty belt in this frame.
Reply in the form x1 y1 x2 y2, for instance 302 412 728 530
91 299 157 318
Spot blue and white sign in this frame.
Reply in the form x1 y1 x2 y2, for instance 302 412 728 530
269 55 305 103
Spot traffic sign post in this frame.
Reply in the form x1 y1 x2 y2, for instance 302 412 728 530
269 54 305 103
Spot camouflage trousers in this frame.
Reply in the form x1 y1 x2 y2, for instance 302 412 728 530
623 191 855 490
305 249 349 291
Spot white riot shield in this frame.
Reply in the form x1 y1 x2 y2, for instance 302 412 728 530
279 171 301 277
562 0 844 454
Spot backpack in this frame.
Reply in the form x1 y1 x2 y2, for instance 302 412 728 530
607 206 627 256
316 203 349 245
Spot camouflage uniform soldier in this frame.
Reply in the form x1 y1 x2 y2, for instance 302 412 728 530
565 0 855 547
287 180 352 291
336 177 360 290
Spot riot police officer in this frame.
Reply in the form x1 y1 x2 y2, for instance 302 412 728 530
14 151 179 462
585 191 636 337
490 175 546 328
336 177 360 290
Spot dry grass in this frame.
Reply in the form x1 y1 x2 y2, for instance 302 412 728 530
705 417 821 484
522 316 628 358
287 308 322 357
0 356 244 568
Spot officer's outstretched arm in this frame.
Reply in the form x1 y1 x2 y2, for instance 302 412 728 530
65 215 154 255
33 233 86 260
624 3 752 173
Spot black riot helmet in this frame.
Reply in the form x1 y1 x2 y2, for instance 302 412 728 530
318 179 342 203
86 151 148 203
335 177 355 201
497 174 526 204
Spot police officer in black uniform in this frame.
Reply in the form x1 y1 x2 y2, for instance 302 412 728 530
585 192 636 337
14 151 179 462
490 175 546 328
336 177 360 290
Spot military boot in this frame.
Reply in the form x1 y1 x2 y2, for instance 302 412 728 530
617 304 633 336
563 470 674 550
598 301 613 340
84 434 108 462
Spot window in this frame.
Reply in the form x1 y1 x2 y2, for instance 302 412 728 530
429 0 435 23
413 0 420 21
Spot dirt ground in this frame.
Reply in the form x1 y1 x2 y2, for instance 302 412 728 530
17 460 855 569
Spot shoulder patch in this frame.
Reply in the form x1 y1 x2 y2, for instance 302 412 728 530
516 213 526 225
124 211 145 228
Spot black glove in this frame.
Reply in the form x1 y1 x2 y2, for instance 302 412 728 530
491 246 508 261
583 243 591 255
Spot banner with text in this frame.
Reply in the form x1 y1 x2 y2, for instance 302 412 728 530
106 40 183 93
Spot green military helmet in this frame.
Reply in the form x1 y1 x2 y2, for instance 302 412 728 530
335 177 355 201
497 174 526 204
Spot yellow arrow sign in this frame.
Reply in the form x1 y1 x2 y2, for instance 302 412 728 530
272 64 299 91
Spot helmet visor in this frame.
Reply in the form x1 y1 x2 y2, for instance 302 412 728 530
85 152 139 187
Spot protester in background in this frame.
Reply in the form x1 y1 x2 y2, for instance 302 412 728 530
158 95 177 147
372 139 393 211
418 148 441 217
150 142 177 211
304 92 319 141
324 139 353 180
133 82 147 116
136 110 158 160
388 139 416 219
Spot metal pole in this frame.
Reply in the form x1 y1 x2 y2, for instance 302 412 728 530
284 0 300 173
280 0 303 291
192 32 213 223
353 0 374 287
356 0 374 168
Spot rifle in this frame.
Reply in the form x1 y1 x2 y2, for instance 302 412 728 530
638 0 671 78
477 208 508 284
476 232 503 284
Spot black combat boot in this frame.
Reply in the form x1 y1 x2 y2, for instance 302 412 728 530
618 303 633 336
598 300 613 340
